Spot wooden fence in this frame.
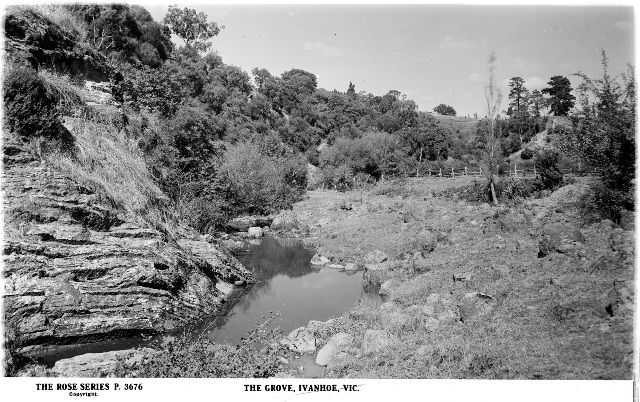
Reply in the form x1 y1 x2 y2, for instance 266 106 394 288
409 164 596 180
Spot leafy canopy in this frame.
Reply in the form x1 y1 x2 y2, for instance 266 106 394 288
164 6 222 53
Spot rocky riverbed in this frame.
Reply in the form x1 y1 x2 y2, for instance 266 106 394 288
269 177 634 379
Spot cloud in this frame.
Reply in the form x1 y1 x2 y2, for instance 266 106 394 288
615 20 633 30
303 41 342 57
387 51 430 63
467 72 483 83
525 76 546 90
438 35 475 51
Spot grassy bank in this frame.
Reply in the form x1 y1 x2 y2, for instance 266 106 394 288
277 177 634 379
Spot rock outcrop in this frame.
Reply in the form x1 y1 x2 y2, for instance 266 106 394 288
4 8 110 81
3 140 252 359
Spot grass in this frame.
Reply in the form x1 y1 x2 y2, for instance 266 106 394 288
15 4 87 42
281 178 634 379
41 115 174 235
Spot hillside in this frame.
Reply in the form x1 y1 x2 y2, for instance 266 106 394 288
2 7 253 374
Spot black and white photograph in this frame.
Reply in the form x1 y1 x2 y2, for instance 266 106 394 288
0 1 636 396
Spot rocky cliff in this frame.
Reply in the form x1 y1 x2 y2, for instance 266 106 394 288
3 139 252 362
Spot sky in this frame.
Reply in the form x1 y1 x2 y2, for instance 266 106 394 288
146 4 635 116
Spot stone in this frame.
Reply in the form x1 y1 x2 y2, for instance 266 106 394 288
418 230 438 252
411 252 431 273
380 310 415 332
2 140 252 355
362 261 398 289
379 279 401 298
344 263 360 272
362 330 399 354
538 223 585 257
315 332 354 366
458 292 496 322
328 264 345 270
280 327 317 353
228 216 258 231
51 349 155 377
310 254 330 266
363 250 389 264
271 212 298 231
619 210 635 231
247 226 263 239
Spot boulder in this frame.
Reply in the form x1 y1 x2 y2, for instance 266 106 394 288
411 252 430 273
538 223 585 257
362 330 399 354
380 311 416 332
280 327 316 353
458 292 496 322
315 332 354 366
310 254 330 266
362 261 397 289
247 226 263 239
228 216 259 231
363 250 389 264
328 264 345 270
271 212 298 231
344 263 361 272
379 278 401 298
51 349 155 377
418 230 438 252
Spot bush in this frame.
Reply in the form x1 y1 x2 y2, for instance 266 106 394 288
3 64 63 140
533 148 563 190
520 148 535 160
220 141 306 215
114 314 284 378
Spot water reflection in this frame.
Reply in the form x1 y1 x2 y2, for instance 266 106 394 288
205 237 367 344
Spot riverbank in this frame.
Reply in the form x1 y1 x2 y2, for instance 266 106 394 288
273 176 634 379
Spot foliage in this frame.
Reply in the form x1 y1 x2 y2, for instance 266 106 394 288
164 6 222 53
520 148 535 160
433 103 456 116
114 314 285 378
533 148 563 190
570 52 635 220
3 64 68 143
542 75 575 116
220 142 306 215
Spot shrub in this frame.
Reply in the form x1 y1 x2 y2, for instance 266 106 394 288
3 64 63 140
114 314 284 378
220 141 306 215
520 148 535 160
533 148 563 190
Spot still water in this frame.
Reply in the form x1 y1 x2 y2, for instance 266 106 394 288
35 236 370 366
206 236 368 344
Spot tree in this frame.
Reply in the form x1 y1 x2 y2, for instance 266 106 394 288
482 52 503 205
507 77 529 116
528 89 544 117
347 82 356 97
542 75 575 116
433 103 456 116
164 6 222 53
570 51 635 220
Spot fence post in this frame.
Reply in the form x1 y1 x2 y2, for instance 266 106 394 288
438 168 442 178
533 165 537 178
464 166 468 176
451 167 455 178
479 166 482 176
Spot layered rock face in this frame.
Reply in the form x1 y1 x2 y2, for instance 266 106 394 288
4 8 109 81
3 140 252 356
